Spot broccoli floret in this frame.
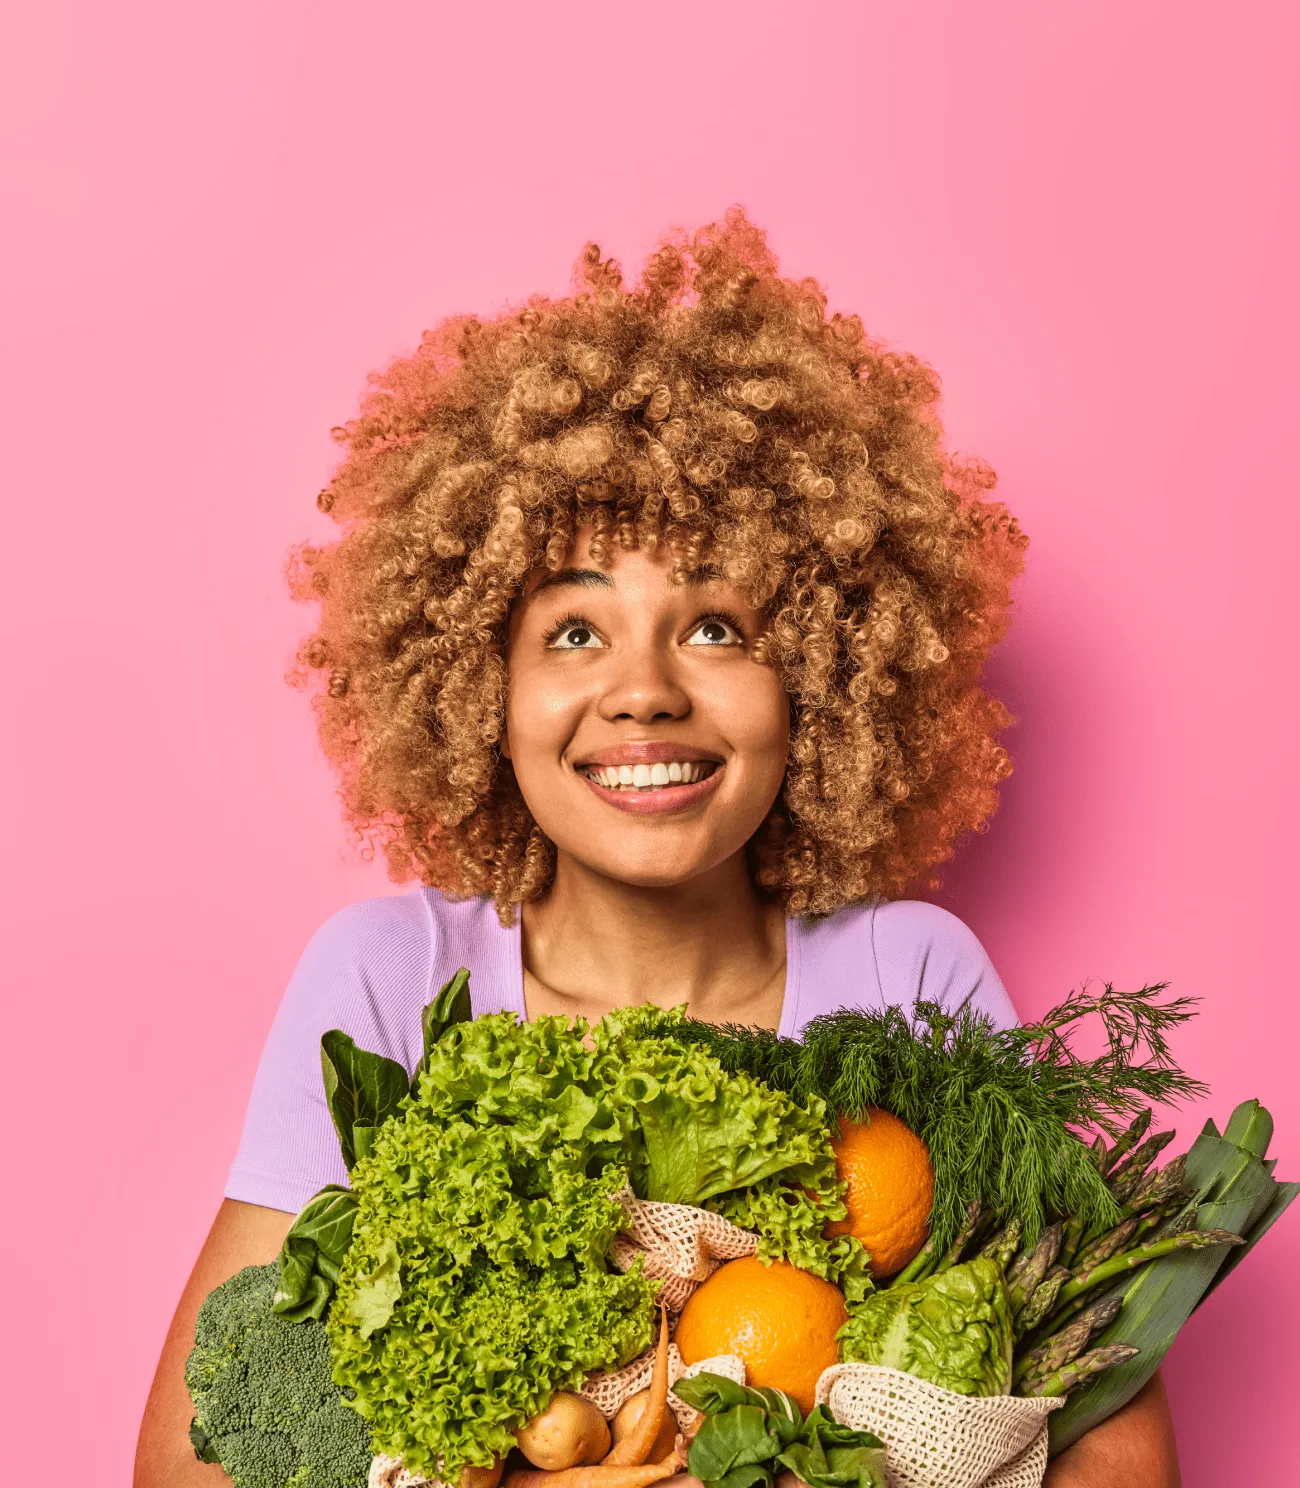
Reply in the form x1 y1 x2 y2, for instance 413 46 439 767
186 1263 372 1488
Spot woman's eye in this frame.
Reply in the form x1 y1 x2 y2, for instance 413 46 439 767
548 624 603 650
685 617 744 647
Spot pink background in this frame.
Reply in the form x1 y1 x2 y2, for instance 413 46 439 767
2 2 1296 1481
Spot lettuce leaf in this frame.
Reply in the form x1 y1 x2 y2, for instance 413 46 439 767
838 1257 1014 1397
328 1010 847 1477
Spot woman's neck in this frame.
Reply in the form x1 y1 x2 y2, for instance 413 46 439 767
520 851 787 1029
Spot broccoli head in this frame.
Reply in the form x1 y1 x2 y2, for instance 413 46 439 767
186 1263 372 1488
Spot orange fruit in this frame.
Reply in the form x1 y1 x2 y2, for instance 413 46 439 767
826 1108 934 1278
673 1256 847 1414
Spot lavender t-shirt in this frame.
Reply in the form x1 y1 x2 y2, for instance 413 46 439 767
226 890 1016 1214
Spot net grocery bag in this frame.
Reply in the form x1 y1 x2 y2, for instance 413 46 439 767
579 1188 756 1423
608 1186 758 1311
815 1363 1063 1488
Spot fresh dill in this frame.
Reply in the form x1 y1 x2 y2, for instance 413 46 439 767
651 983 1207 1252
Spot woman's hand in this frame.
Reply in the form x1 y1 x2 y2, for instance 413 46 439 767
134 1199 295 1488
1044 1372 1180 1488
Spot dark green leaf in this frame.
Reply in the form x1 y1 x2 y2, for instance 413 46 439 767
675 1372 761 1415
320 1030 410 1169
688 1404 782 1483
712 1467 773 1488
417 968 473 1078
272 1185 358 1321
189 1417 221 1464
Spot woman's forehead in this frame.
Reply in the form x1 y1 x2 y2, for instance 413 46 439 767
520 532 734 601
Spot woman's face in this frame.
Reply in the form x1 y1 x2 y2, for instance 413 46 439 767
504 532 791 890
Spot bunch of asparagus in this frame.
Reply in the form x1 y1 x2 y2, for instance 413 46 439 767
877 1098 1294 1454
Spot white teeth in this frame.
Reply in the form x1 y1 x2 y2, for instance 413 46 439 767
585 760 716 790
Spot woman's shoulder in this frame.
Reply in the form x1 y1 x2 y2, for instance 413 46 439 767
788 899 1018 1031
294 887 521 1030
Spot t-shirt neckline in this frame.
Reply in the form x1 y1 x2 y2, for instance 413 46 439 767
506 911 801 1035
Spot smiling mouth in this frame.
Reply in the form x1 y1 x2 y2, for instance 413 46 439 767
579 760 719 792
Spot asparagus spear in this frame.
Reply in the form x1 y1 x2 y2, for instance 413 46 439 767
1008 1223 1064 1315
1099 1110 1153 1177
979 1217 1024 1270
1015 1265 1071 1339
1058 1212 1085 1271
1023 1344 1141 1399
1055 1229 1244 1310
1109 1131 1177 1204
936 1199 983 1272
1014 1295 1123 1387
1073 1217 1139 1275
892 1233 940 1286
1128 1153 1189 1213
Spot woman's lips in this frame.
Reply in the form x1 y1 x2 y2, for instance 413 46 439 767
578 762 725 815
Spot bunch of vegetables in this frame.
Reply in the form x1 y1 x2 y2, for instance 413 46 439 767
277 977 863 1480
835 1097 1295 1454
185 970 1295 1488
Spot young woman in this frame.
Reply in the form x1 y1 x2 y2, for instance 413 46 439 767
135 213 1179 1487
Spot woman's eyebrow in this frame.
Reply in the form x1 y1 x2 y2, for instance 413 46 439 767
530 568 614 594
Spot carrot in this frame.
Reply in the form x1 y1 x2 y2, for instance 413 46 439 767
604 1307 670 1467
501 1462 679 1488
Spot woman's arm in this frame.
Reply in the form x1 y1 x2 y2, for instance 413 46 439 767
1044 1372 1180 1488
134 1199 296 1488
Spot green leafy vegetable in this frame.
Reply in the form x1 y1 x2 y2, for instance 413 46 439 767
838 1257 1014 1397
675 1373 885 1488
327 1009 855 1477
185 1263 371 1488
273 1186 359 1322
416 967 473 1081
320 1030 410 1170
326 1014 651 1478
778 1406 889 1488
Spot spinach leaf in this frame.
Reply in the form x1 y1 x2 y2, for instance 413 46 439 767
681 1374 885 1488
321 1030 410 1169
688 1403 782 1485
272 1184 359 1321
777 1407 886 1488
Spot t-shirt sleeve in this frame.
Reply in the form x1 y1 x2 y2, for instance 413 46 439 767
870 900 1018 1030
224 894 434 1213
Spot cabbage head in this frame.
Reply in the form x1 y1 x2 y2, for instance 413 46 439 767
837 1258 1014 1397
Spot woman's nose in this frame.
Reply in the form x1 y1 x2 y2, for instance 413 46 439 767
596 645 691 724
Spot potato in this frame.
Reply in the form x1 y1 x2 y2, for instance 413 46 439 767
517 1391 611 1470
611 1388 678 1464
459 1459 504 1488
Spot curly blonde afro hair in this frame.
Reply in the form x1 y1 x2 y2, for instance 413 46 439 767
291 209 1026 922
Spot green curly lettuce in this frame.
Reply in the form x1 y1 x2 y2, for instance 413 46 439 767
327 1009 863 1475
593 1007 869 1290
837 1257 1014 1396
